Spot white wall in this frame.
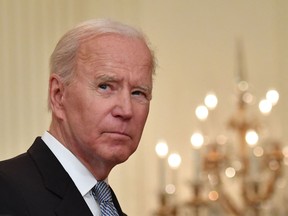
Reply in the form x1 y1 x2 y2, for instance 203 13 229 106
1 0 287 215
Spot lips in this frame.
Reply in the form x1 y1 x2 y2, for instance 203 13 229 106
102 131 132 140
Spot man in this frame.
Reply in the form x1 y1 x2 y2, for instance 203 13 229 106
0 19 156 216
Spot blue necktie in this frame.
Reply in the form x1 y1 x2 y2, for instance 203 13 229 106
92 181 119 216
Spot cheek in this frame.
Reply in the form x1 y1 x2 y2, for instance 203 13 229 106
62 91 94 132
141 106 150 125
134 106 150 135
64 84 96 117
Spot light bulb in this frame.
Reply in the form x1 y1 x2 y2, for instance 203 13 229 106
195 105 209 120
266 89 279 106
155 140 168 158
168 153 182 169
191 132 204 149
259 99 272 115
245 130 258 146
204 92 218 110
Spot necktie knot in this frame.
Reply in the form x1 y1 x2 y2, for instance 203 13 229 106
93 181 112 204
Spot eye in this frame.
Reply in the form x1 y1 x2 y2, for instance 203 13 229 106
97 83 114 96
132 90 146 97
131 89 152 103
98 83 110 90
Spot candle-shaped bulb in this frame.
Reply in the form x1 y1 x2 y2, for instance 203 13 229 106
191 132 204 149
259 99 272 115
204 92 218 110
266 89 279 106
155 140 169 158
245 130 258 146
168 153 182 169
195 105 209 121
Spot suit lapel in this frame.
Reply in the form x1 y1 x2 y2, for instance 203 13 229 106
28 138 93 216
54 182 93 216
28 137 126 216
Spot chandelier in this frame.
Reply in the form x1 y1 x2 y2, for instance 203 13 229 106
153 45 286 216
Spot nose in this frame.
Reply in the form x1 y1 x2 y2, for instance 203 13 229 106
112 90 133 120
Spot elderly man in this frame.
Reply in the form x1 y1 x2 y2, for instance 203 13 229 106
0 19 156 216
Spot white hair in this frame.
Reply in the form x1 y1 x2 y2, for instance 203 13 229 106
49 18 156 84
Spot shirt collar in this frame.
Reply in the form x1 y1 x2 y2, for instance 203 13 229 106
41 131 97 196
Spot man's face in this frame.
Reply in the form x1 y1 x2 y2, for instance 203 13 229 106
58 34 153 171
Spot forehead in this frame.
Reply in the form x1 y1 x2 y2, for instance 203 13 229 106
77 34 152 68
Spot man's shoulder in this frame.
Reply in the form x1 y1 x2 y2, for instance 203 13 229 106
0 137 45 180
0 152 31 173
0 137 59 215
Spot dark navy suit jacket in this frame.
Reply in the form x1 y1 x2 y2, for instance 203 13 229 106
0 137 126 216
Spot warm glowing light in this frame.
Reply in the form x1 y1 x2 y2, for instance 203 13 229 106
242 92 254 104
190 132 204 149
269 160 280 171
232 160 242 171
168 153 182 169
165 184 176 194
204 92 218 110
253 146 264 157
238 81 249 91
245 130 259 146
259 99 272 114
225 167 236 178
208 190 219 201
155 141 169 158
195 105 209 120
266 89 279 106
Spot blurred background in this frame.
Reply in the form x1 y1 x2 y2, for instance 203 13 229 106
1 0 288 215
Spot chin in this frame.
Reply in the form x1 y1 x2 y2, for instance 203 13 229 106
112 149 134 164
115 154 131 164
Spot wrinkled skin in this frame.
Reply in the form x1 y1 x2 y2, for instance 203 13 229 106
49 34 153 180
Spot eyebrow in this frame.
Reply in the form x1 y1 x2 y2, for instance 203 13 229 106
138 85 152 94
92 73 152 95
96 74 120 82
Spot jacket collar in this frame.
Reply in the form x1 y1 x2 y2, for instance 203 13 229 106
28 137 126 216
28 137 93 216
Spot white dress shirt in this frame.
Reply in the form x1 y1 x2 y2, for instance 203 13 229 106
41 131 100 216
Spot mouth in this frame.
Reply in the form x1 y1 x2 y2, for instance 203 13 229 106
103 131 132 140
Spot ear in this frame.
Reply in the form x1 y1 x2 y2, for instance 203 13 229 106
49 74 65 119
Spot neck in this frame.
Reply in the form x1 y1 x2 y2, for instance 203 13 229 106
48 119 114 181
